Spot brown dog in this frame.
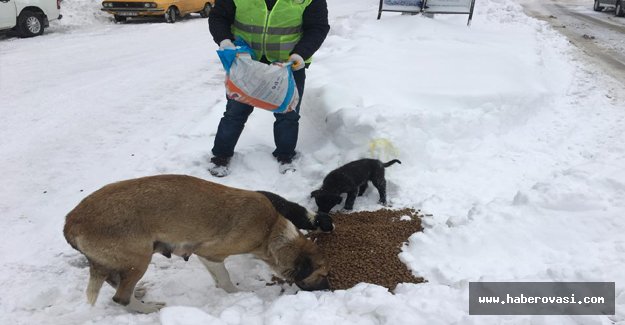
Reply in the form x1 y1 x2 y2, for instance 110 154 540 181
63 175 329 313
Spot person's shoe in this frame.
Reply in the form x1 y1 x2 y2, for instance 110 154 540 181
277 156 296 174
208 156 231 177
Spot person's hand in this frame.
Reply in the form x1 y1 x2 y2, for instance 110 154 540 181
219 39 236 50
288 53 305 71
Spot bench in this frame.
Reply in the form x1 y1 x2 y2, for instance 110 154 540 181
378 0 477 26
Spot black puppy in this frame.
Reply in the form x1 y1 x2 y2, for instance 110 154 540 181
310 158 401 213
257 191 334 232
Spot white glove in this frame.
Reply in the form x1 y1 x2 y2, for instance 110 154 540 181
219 39 236 50
288 53 305 71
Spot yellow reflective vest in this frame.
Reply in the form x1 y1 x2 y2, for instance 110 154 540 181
232 0 313 63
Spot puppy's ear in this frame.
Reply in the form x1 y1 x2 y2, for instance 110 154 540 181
311 190 321 198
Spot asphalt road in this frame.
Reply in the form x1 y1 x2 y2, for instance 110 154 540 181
518 0 625 85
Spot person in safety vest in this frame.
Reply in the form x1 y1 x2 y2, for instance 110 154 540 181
207 0 330 177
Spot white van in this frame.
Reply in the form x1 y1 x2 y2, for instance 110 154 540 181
0 0 62 37
593 0 625 17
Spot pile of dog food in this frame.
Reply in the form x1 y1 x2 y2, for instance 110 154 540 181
310 208 424 291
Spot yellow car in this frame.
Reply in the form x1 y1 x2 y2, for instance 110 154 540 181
101 0 214 23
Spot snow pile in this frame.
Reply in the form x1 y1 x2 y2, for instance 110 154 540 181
55 0 111 27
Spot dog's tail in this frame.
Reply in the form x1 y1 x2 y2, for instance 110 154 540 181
383 159 402 167
86 262 108 305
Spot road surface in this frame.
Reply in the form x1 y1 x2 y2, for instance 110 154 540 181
519 0 625 84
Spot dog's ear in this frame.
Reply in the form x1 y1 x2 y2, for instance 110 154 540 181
268 238 315 282
292 254 314 282
310 190 321 198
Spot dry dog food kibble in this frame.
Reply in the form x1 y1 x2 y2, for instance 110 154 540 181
310 208 425 291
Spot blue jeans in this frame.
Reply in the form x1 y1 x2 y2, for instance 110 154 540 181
212 68 306 160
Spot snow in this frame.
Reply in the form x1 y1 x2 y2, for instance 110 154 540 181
1 0 624 324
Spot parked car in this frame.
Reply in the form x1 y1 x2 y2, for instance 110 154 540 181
0 0 61 37
101 0 214 23
593 0 624 17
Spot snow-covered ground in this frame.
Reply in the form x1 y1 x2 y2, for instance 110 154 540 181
1 0 624 324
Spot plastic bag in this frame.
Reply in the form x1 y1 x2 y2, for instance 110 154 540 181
217 40 299 113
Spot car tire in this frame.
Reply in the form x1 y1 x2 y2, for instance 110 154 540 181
165 7 177 23
114 15 127 23
199 3 211 18
593 0 604 11
616 1 625 17
16 11 44 38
